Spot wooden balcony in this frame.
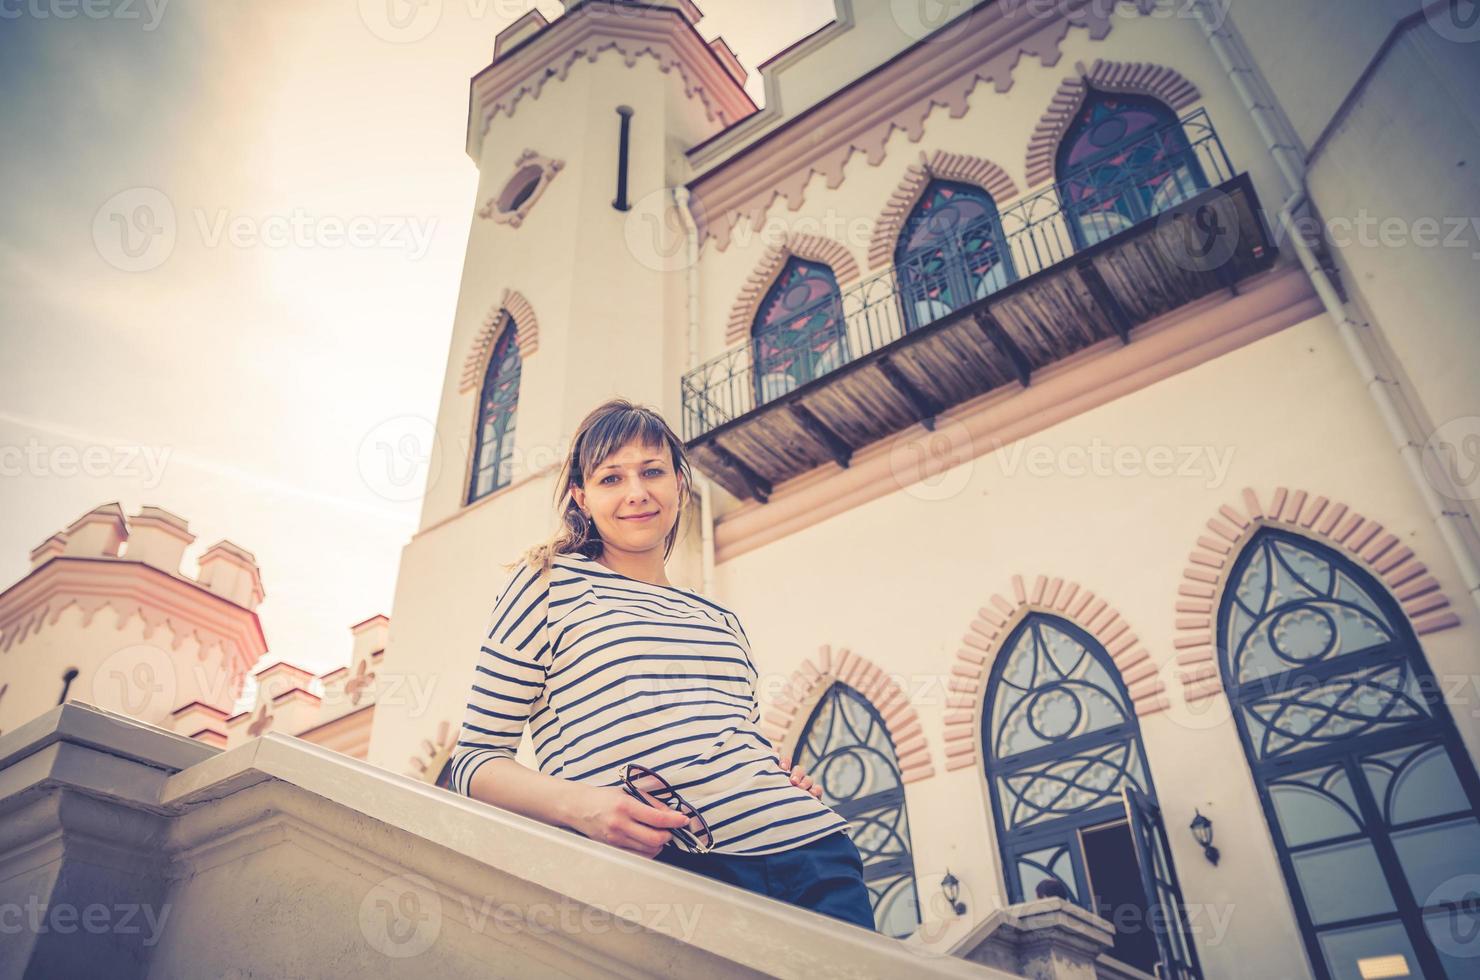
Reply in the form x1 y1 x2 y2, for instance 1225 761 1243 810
680 113 1277 503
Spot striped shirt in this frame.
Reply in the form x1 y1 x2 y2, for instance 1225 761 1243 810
449 551 852 856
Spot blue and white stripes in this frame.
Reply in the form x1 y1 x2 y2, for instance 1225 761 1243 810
449 551 851 856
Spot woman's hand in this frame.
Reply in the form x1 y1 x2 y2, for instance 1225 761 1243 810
778 754 823 799
564 779 694 859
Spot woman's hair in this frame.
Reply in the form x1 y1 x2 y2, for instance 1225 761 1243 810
510 398 694 575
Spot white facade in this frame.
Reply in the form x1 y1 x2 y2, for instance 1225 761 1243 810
3 1 1472 977
365 2 1480 977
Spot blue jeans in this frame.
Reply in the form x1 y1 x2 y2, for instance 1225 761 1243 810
653 830 877 932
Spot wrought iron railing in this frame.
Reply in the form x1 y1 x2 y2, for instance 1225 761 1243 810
680 109 1238 443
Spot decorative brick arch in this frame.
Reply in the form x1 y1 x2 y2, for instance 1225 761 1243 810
724 234 862 347
942 574 1168 773
1173 486 1463 704
867 150 1020 270
1024 59 1202 188
458 288 540 394
759 643 935 783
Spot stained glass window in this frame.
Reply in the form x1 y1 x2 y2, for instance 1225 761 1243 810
985 615 1149 885
984 613 1201 977
1055 89 1208 248
751 257 847 405
468 319 520 503
795 683 920 938
894 180 1015 331
1221 528 1480 980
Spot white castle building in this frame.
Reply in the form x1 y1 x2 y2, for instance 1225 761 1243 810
3 2 1478 978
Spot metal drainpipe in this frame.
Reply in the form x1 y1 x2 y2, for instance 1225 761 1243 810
1190 0 1480 613
673 185 717 597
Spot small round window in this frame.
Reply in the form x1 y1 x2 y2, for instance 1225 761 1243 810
480 150 563 227
498 165 543 214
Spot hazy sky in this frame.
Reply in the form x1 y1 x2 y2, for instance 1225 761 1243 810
0 0 836 692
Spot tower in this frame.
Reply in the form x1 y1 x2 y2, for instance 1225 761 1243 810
365 0 752 771
0 503 267 738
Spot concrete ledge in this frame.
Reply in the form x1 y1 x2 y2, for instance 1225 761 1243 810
0 701 1014 979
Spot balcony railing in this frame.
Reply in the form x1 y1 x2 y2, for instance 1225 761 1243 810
680 110 1275 502
683 109 1237 442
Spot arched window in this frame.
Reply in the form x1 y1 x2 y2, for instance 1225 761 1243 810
984 614 1201 978
1220 527 1480 980
894 179 1014 331
1056 88 1208 249
751 257 848 406
795 682 920 938
468 318 521 503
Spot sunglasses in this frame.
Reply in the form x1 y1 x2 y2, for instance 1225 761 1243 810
621 762 714 854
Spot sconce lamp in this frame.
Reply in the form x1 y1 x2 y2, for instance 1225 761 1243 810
940 869 967 916
1190 809 1220 865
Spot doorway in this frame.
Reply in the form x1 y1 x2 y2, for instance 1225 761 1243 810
1081 818 1161 974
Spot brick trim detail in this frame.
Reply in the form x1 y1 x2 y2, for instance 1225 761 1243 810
867 150 1020 270
1024 59 1201 188
759 643 935 784
943 574 1169 773
724 234 863 347
1173 486 1463 704
458 289 540 395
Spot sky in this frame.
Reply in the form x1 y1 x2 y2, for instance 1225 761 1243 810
0 0 836 697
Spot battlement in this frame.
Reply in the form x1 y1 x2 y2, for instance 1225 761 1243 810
26 502 266 611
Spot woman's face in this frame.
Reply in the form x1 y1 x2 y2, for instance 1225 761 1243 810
572 439 683 556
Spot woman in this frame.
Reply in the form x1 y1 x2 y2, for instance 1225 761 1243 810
449 397 876 932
